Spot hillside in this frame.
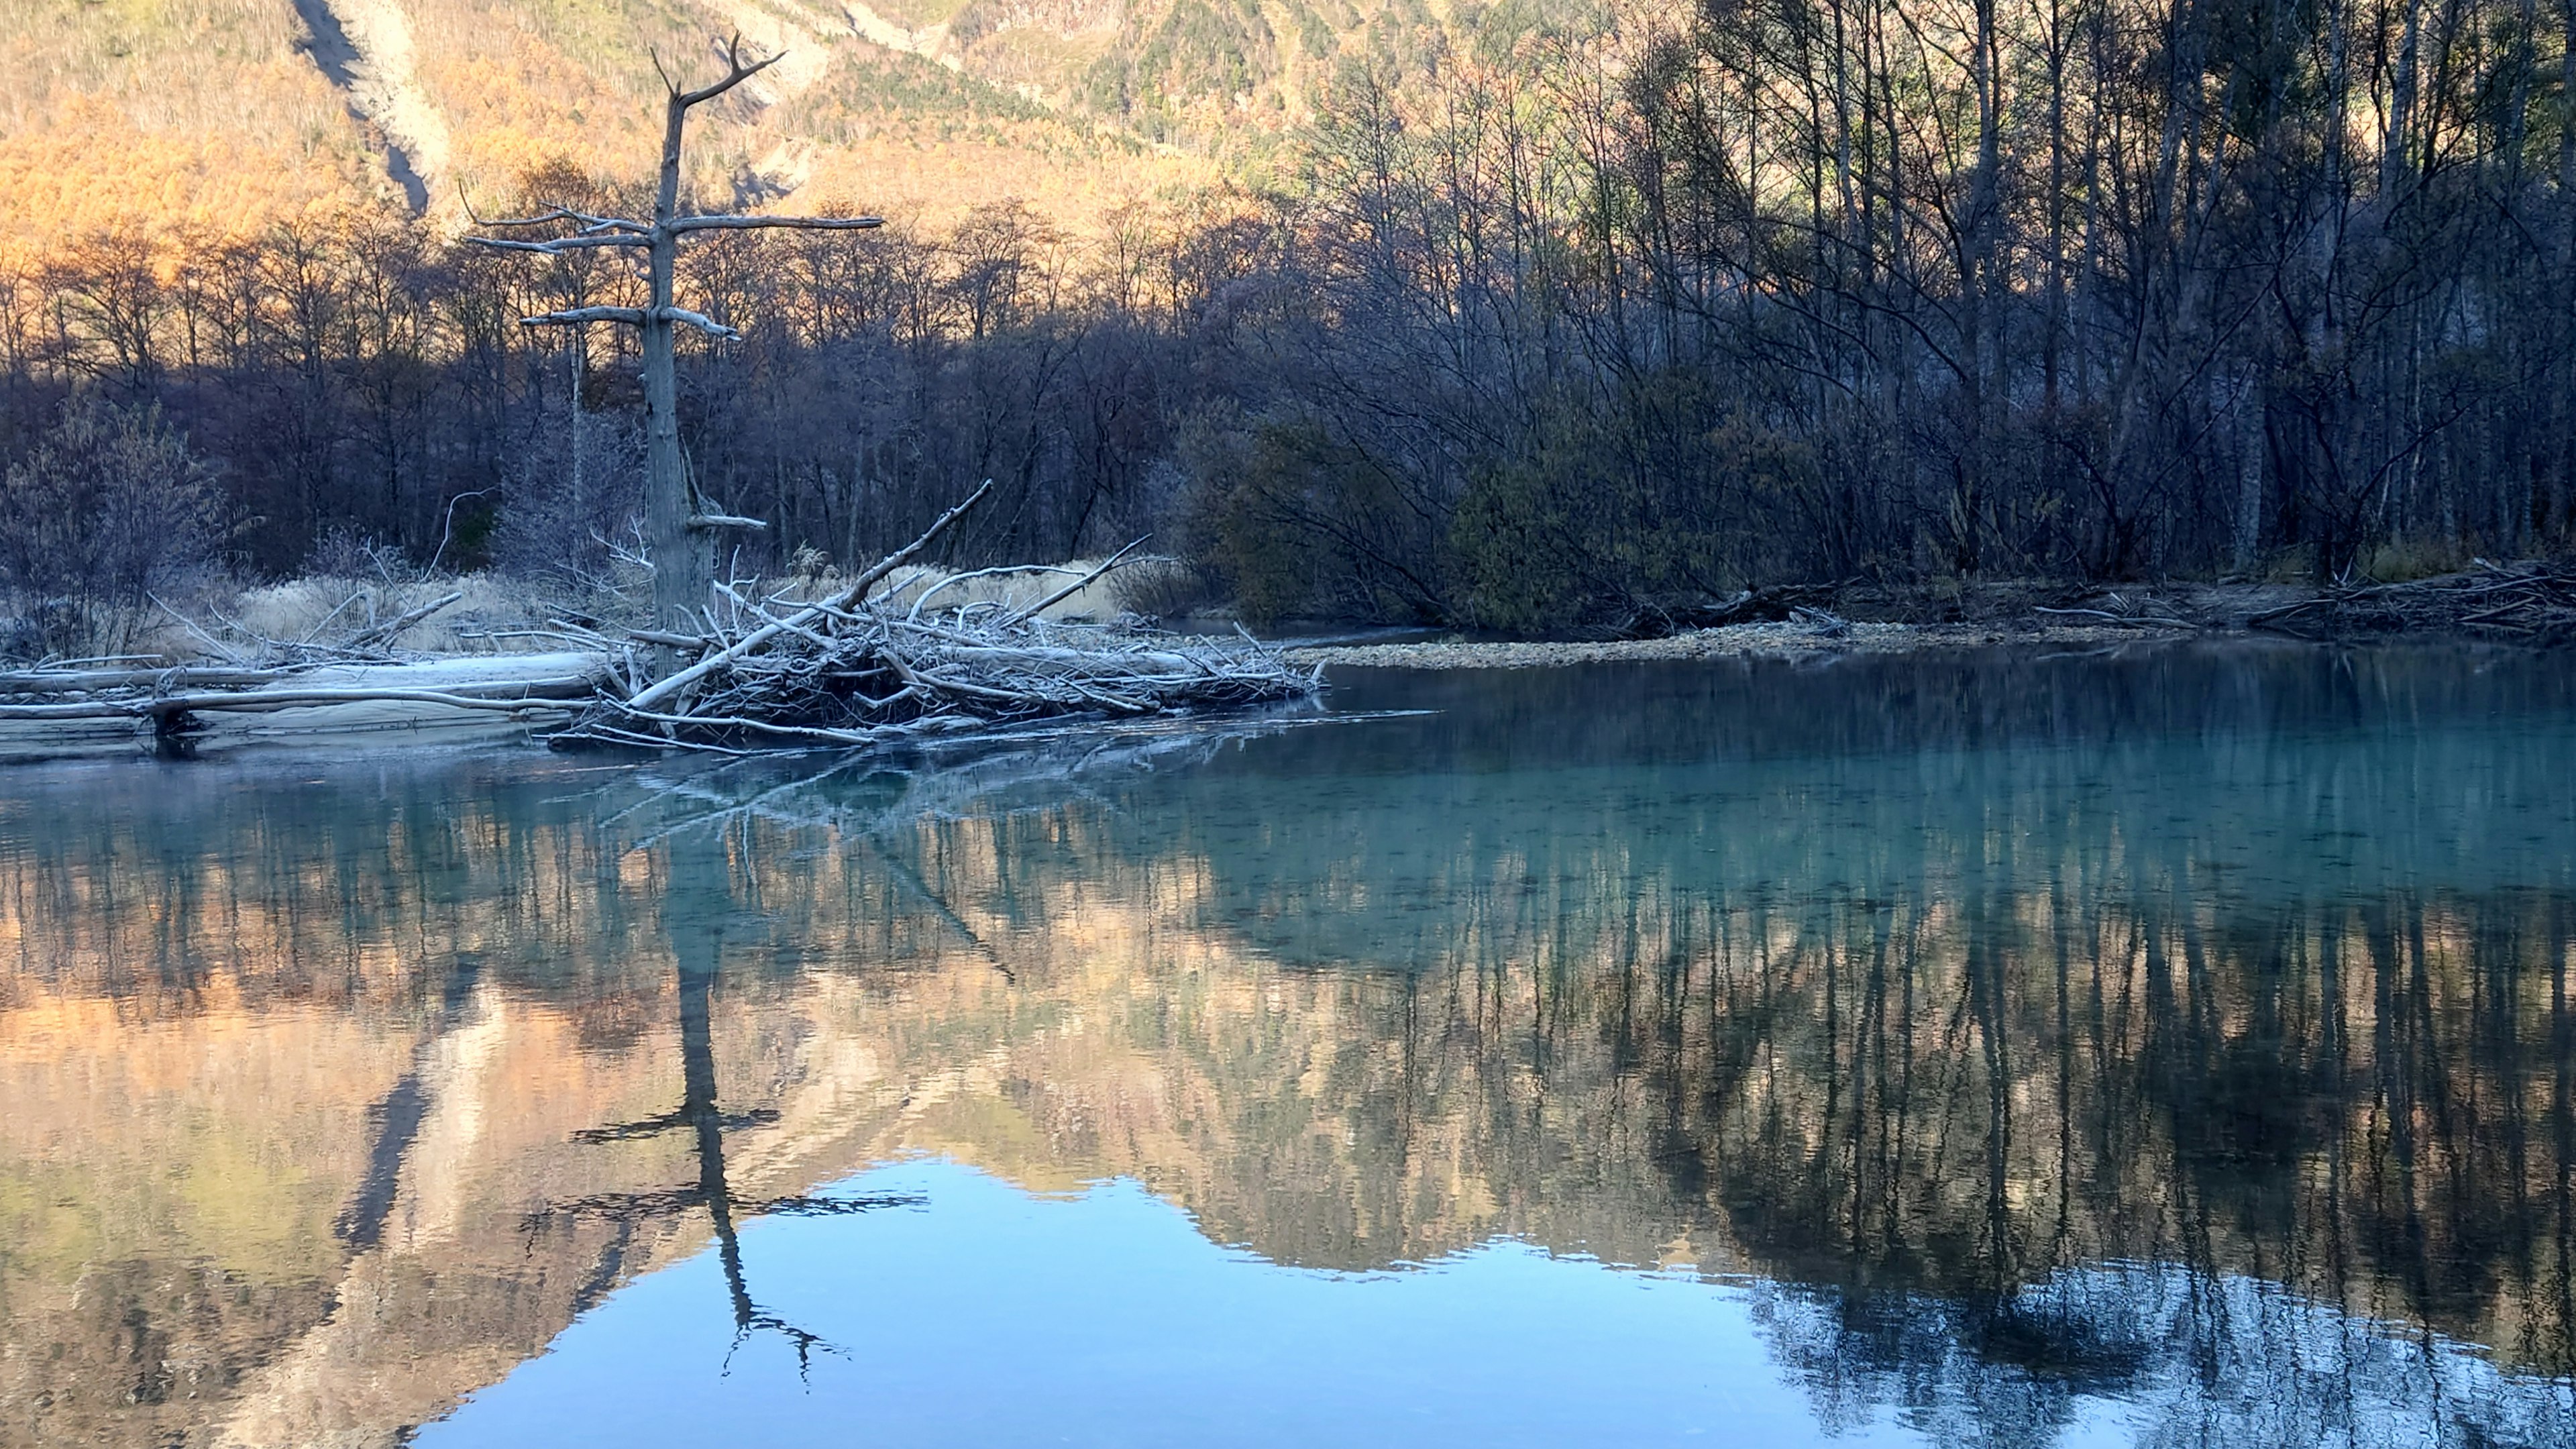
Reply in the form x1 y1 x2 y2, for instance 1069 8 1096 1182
1 0 1483 250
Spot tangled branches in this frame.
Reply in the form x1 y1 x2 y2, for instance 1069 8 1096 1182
556 487 1319 754
2250 559 2576 640
562 607 1317 755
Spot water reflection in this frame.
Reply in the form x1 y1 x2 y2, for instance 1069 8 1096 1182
1 643 2572 1446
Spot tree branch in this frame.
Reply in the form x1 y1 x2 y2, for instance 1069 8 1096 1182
623 479 993 714
669 215 886 235
674 34 784 107
467 235 652 255
521 306 650 328
658 306 741 340
466 203 648 235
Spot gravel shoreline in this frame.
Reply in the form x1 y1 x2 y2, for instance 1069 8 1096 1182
1283 619 2196 669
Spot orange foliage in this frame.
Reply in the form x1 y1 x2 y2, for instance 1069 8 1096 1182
0 98 384 266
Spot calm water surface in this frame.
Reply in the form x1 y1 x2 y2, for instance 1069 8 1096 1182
3 643 2574 1447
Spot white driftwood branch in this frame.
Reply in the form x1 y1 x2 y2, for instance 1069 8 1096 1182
624 480 995 714
345 590 466 651
1003 537 1148 625
0 677 597 722
658 306 741 339
522 305 650 328
669 215 885 235
901 563 1084 621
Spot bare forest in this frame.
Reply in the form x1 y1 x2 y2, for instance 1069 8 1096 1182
7 0 2576 648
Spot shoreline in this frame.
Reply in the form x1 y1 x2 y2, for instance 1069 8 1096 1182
1283 619 2206 669
1277 566 2576 668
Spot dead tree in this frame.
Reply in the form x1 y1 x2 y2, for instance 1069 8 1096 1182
468 37 881 651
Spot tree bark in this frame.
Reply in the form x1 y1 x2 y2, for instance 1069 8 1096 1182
645 89 703 646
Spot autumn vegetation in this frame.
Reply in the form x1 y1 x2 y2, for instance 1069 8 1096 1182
7 0 2576 655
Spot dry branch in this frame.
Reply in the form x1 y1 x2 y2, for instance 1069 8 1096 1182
0 494 1309 757
558 487 1313 754
1004 537 1148 626
346 590 466 652
1615 583 1854 639
626 480 994 714
2249 559 2576 639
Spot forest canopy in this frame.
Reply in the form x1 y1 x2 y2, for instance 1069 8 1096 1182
6 0 2574 631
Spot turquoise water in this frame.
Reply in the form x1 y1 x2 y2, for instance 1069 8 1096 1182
2 643 2573 1446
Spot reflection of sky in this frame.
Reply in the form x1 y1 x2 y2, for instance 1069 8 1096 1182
423 1159 1956 1448
423 1158 2576 1449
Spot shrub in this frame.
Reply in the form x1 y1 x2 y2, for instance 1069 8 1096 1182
0 398 224 661
487 415 651 614
1177 410 1458 625
1449 398 1819 630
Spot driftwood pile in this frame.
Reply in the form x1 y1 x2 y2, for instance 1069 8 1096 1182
555 485 1315 754
563 621 1311 755
2250 558 2576 639
0 484 1318 756
1615 584 1853 639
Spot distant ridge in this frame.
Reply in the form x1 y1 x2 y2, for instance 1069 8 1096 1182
1 0 1511 248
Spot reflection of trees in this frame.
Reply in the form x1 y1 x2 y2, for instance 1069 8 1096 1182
1675 875 2576 1443
7 645 2576 1444
1754 1264 2575 1448
528 837 918 1373
841 647 2576 1427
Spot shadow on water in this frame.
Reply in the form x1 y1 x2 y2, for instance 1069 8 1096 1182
1 641 2573 1444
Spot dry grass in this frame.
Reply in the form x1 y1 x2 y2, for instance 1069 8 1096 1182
159 572 561 658
786 556 1152 623
2359 536 2473 584
131 553 1176 665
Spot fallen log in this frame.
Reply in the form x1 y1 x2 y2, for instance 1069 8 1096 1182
0 677 598 721
1615 583 1856 639
0 666 292 696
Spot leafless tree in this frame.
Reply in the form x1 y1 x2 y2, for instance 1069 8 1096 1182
466 36 882 651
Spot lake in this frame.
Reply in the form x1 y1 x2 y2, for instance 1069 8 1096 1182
2 642 2573 1448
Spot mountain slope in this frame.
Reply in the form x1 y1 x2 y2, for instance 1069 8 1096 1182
1 0 1493 251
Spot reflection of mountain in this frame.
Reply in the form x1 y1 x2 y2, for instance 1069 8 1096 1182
3 646 2575 1446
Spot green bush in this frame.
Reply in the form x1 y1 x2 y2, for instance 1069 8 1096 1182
1450 390 1820 629
1178 410 1452 625
1177 382 1823 632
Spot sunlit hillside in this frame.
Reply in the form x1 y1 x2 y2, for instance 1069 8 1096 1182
1 0 1500 252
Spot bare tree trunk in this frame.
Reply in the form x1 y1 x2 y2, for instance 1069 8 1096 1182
644 91 702 643
2237 375 2266 569
466 36 882 677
